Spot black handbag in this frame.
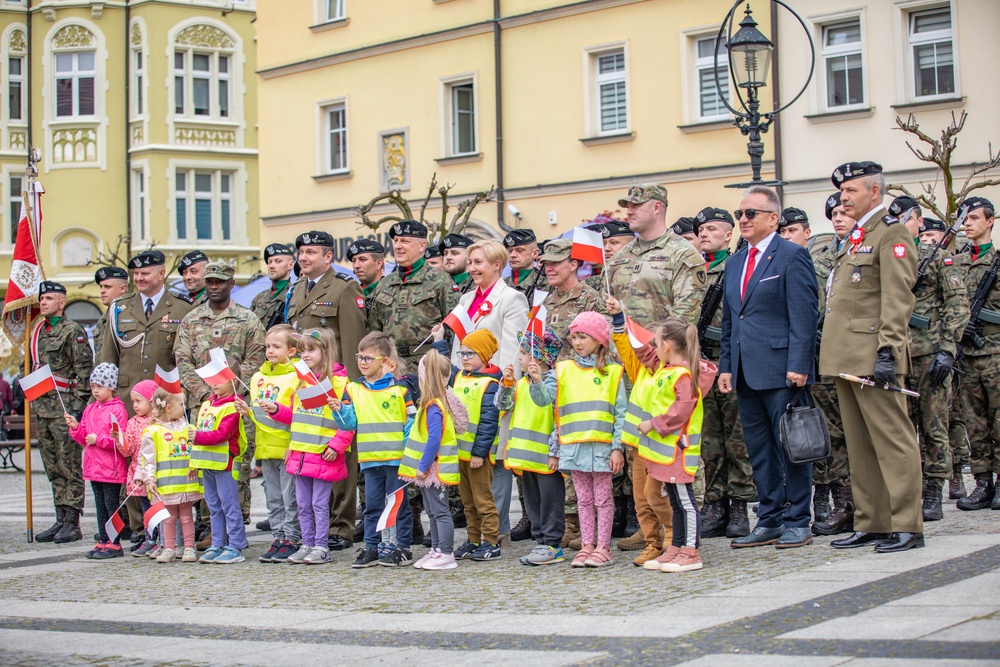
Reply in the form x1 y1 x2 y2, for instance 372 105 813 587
779 387 831 464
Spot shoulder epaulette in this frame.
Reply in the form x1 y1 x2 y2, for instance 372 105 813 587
882 215 897 225
171 292 196 304
334 272 353 282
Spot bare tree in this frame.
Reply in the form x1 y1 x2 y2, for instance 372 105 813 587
887 111 1000 224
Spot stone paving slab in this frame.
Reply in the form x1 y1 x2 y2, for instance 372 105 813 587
780 604 1000 641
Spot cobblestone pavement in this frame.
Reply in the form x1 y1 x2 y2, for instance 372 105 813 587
1 459 998 666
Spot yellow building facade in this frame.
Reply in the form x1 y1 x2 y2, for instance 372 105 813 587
256 0 773 260
0 0 259 329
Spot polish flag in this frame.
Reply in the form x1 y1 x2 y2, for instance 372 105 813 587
292 359 318 386
154 365 182 394
195 349 236 385
443 304 476 340
104 511 126 543
572 226 605 265
18 365 56 401
109 412 124 449
297 377 333 410
626 316 655 349
143 501 170 533
526 290 548 338
376 484 411 532
2 181 44 346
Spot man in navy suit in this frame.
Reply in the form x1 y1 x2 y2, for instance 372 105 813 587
718 186 819 549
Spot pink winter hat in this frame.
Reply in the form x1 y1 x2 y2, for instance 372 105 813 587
130 380 158 402
568 311 611 349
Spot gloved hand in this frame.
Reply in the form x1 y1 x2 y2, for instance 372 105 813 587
874 348 896 388
927 350 955 387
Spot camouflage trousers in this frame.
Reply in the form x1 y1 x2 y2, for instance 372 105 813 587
906 354 953 480
36 416 85 511
701 385 755 503
811 377 850 486
949 375 970 467
959 354 1000 476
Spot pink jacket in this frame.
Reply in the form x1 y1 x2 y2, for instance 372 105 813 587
123 413 153 496
70 397 129 484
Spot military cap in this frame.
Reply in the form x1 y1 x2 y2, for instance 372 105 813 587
824 192 843 220
537 238 573 263
424 245 442 260
888 196 921 220
204 261 235 281
618 184 668 208
601 220 633 238
831 161 882 187
440 233 473 252
388 219 428 240
962 196 994 215
346 238 385 261
39 280 66 296
263 243 293 260
129 249 165 269
919 217 947 233
94 266 128 284
671 217 696 236
503 228 537 248
295 230 335 248
178 250 210 275
694 207 734 233
779 207 809 229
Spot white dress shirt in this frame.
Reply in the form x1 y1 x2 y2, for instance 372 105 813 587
739 231 776 290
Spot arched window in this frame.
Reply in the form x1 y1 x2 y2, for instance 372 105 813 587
46 20 107 168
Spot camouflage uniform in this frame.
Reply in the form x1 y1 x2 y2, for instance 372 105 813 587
506 267 543 304
92 310 107 363
948 374 969 467
32 316 94 511
543 281 608 363
584 269 608 294
250 280 291 331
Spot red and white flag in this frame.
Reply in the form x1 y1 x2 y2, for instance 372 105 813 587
18 364 56 401
143 501 170 533
292 359 317 386
195 348 236 385
376 484 411 532
526 290 548 339
104 511 126 543
443 304 476 340
626 316 655 349
297 377 333 409
571 226 605 265
154 365 182 394
2 182 45 345
109 412 124 449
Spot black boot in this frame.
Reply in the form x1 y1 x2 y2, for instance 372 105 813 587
510 515 532 542
353 517 364 543
35 506 65 542
411 505 425 541
623 497 640 538
451 501 467 529
726 499 750 538
812 484 831 522
53 507 83 543
949 464 968 499
922 478 944 521
700 498 730 538
611 495 628 538
812 483 855 535
956 473 995 511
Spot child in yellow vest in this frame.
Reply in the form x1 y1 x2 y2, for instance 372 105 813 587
133 388 203 563
529 311 625 568
498 326 565 566
235 324 300 563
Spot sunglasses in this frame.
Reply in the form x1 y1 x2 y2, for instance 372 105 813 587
733 208 776 220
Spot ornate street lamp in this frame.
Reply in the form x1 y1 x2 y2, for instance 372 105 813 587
714 1 815 188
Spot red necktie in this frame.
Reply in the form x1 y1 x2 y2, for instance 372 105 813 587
741 247 759 301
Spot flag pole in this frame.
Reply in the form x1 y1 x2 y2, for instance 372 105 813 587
23 309 33 543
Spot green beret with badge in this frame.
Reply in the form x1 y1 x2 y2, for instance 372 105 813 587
502 228 536 248
440 233 473 252
129 249 165 269
888 196 921 221
94 266 128 284
346 238 385 261
694 207 735 234
389 219 428 240
831 161 882 187
824 192 842 220
263 243 293 260
779 207 809 229
672 217 696 236
39 280 67 296
296 230 335 248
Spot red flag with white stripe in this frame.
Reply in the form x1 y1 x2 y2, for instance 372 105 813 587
18 364 56 401
154 365 182 394
443 304 476 340
376 484 410 532
143 501 170 533
572 226 605 265
297 377 333 409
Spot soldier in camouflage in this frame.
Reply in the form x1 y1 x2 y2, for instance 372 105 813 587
93 266 129 363
250 243 294 331
441 233 476 295
348 238 386 320
423 244 445 271
503 229 543 303
671 216 700 247
31 281 95 544
178 250 210 306
584 220 634 293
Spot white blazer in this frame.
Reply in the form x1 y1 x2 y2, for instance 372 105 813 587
449 279 529 372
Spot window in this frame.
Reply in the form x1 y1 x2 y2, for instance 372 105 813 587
593 49 627 134
822 20 864 108
323 102 348 173
694 36 730 120
175 170 234 243
132 49 143 117
55 51 96 117
133 170 146 241
326 0 345 21
174 49 231 119
448 81 476 156
8 56 24 121
8 175 22 247
909 7 954 99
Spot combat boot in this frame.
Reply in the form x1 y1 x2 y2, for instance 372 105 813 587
411 506 425 541
53 508 82 543
35 506 65 543
726 499 750 538
700 498 729 538
561 513 580 549
451 502 467 529
623 498 640 538
811 483 854 536
922 478 944 522
616 525 646 551
612 495 628 538
812 484 831 523
510 515 532 542
949 464 967 499
956 473 995 511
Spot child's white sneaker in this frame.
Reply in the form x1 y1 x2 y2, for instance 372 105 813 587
155 548 175 563
286 545 312 564
413 548 440 569
423 551 457 570
181 548 198 563
303 547 331 565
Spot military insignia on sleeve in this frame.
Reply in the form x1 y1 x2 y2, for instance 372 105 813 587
893 244 907 258
696 270 706 283
356 297 365 309
76 335 86 343
452 284 460 292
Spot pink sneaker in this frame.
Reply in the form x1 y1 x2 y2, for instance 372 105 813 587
413 549 440 569
423 551 457 570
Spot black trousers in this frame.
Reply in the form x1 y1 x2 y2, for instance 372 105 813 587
522 470 565 548
91 481 123 544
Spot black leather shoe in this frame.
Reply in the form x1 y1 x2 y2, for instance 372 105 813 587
730 525 785 548
328 535 352 551
830 531 889 549
873 532 925 553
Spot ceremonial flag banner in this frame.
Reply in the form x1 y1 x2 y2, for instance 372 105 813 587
571 226 605 265
143 501 170 533
376 484 410 532
104 511 126 543
297 377 333 409
195 350 237 385
2 182 45 345
443 304 476 340
18 365 56 401
154 365 182 393
626 317 655 349
293 359 318 385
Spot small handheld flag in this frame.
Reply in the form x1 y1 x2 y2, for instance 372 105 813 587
143 501 170 533
297 377 333 409
154 365 182 393
443 304 476 340
109 412 124 450
18 365 57 401
195 349 237 385
376 484 411 532
105 511 126 543
292 359 318 386
626 316 655 349
572 226 605 265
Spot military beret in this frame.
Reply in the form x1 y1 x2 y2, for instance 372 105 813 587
695 207 735 233
831 161 882 187
203 261 235 281
346 238 385 261
178 250 210 275
503 228 536 248
671 217 696 236
962 196 994 215
779 207 809 228
618 184 668 208
295 230 335 248
601 220 633 238
129 249 165 269
888 196 921 220
388 219 428 240
94 266 128 284
440 233 473 251
424 245 442 259
537 238 573 263
824 192 843 220
919 217 947 233
263 243 293 260
39 281 66 296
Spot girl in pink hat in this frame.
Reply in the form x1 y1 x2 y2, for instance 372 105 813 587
124 380 159 557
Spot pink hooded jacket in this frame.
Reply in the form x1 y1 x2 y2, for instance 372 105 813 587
69 397 130 484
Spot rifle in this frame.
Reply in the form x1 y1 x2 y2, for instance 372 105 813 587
697 237 748 352
909 208 966 329
959 251 1000 352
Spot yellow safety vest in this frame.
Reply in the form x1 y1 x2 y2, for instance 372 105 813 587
149 423 202 495
347 382 408 463
288 376 348 455
637 366 703 475
398 399 460 485
189 400 247 479
452 372 499 462
504 377 556 474
622 368 653 449
555 360 623 445
248 362 298 460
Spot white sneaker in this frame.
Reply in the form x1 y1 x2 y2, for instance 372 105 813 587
181 548 198 563
286 545 312 564
155 548 175 563
303 547 331 565
423 551 457 570
413 549 440 569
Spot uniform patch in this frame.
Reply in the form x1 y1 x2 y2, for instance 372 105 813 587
857 246 873 253
356 296 365 309
452 284 460 292
893 244 907 258
944 257 953 265
76 336 85 343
